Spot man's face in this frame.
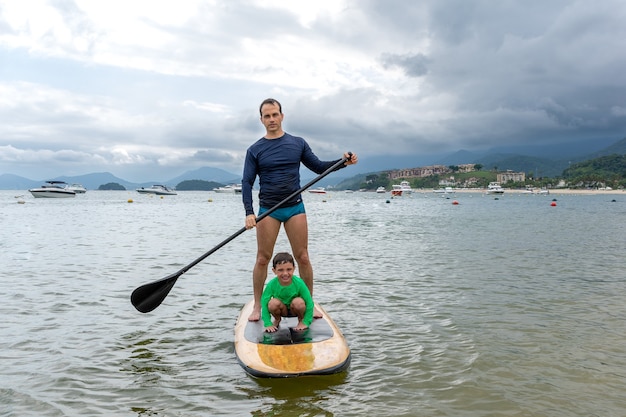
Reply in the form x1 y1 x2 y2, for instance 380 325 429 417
260 103 283 134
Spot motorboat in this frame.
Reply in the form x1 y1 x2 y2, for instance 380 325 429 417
213 184 242 193
486 182 505 194
136 185 177 195
308 187 327 194
391 181 412 196
67 183 87 193
29 181 76 198
376 186 386 193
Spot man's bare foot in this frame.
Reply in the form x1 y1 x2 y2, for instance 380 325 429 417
248 305 261 322
313 306 323 319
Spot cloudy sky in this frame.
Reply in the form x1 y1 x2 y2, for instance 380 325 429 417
1 0 625 182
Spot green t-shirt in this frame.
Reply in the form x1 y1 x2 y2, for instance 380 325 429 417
261 275 314 327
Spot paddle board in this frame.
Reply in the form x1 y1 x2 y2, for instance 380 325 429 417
234 300 351 378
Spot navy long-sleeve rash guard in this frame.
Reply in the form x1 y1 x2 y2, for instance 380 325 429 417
242 133 343 216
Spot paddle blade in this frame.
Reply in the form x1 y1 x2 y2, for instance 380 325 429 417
131 273 180 313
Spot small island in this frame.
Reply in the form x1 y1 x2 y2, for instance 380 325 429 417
175 180 224 191
98 182 126 190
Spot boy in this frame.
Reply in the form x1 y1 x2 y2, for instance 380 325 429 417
261 252 314 333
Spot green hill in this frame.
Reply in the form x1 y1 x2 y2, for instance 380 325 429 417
176 179 223 191
563 154 626 188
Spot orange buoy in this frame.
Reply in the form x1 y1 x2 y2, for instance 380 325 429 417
550 201 557 206
452 200 459 205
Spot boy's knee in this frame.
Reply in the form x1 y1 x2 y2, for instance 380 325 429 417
291 297 305 312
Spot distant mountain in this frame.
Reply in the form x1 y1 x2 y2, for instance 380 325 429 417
54 172 140 190
0 169 240 191
584 137 626 160
484 137 618 160
432 138 626 178
2 137 624 190
436 149 480 166
0 174 40 190
167 166 240 184
475 153 564 177
349 152 448 173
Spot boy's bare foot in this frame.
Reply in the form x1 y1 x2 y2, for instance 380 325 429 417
313 306 323 319
248 305 261 321
293 321 308 331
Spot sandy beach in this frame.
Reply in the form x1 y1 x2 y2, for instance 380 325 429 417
423 188 624 196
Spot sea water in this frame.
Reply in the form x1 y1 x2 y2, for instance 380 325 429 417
1 190 625 416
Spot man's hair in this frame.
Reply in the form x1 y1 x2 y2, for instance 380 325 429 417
259 98 282 116
272 252 294 268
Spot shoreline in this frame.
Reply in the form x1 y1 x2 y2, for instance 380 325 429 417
420 188 624 196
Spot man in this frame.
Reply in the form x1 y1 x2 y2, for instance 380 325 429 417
242 98 358 321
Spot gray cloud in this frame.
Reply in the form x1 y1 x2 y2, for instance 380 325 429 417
380 53 430 77
0 0 625 180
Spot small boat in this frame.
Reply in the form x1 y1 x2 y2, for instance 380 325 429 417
29 181 76 198
234 300 351 378
486 182 505 195
433 187 455 194
308 187 327 194
136 185 177 195
67 183 87 193
391 180 412 196
213 184 242 193
376 186 386 193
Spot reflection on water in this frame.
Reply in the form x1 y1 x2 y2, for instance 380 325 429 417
248 374 348 416
1 190 625 416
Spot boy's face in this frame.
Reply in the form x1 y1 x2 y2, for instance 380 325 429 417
273 261 295 285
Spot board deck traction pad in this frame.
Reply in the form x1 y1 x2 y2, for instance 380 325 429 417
243 315 334 345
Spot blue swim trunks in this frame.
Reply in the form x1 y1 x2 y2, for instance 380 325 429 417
259 201 306 223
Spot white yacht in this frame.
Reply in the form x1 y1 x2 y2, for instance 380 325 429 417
391 181 412 196
486 182 505 194
136 185 177 195
29 181 76 198
68 183 87 193
213 184 242 193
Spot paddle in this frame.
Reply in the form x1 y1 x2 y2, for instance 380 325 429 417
131 153 351 313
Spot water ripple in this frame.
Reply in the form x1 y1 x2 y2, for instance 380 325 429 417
1 191 625 416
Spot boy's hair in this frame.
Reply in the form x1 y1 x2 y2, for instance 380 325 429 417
272 252 294 268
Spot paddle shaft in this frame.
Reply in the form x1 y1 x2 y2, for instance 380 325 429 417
131 154 350 312
176 154 349 275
